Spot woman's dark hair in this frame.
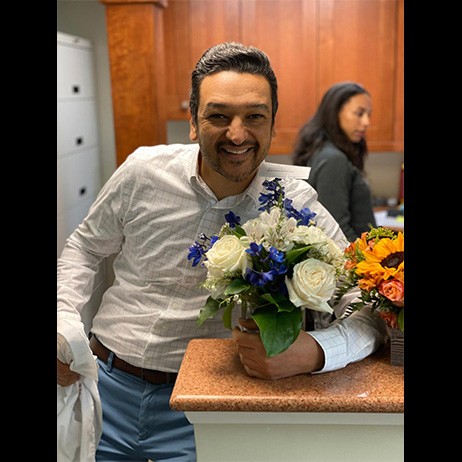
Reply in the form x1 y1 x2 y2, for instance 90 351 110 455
292 81 369 171
189 42 278 128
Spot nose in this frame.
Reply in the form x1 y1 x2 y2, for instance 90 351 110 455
362 113 371 128
226 117 246 145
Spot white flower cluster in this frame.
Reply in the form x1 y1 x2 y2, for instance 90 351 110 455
203 206 346 314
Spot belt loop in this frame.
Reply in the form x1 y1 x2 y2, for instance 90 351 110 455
107 351 115 372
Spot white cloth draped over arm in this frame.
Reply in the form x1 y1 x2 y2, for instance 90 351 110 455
57 317 102 462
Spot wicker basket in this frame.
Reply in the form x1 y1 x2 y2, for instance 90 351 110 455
388 327 404 367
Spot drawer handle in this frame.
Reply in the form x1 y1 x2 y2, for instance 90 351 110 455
79 186 87 196
76 137 83 146
72 85 80 94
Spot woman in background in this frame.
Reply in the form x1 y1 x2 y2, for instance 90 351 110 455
292 81 376 242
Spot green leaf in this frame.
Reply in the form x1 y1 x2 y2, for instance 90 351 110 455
260 292 296 312
232 225 247 238
197 296 222 326
285 245 312 265
397 309 404 331
224 278 250 295
222 301 235 330
252 306 302 357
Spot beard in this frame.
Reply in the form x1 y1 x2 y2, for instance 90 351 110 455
200 142 269 183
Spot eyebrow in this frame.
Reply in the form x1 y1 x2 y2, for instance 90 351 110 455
204 102 270 112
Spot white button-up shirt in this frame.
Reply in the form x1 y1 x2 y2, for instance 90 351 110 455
57 143 385 373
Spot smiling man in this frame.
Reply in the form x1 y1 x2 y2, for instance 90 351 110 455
57 42 386 461
191 71 274 197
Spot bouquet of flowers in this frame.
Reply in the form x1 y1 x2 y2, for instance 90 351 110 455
338 227 404 331
187 178 347 357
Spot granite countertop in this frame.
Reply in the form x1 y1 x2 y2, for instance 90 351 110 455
170 338 404 413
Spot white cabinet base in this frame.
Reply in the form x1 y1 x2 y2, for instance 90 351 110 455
186 411 404 462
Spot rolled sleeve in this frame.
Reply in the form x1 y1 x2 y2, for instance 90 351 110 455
308 306 387 373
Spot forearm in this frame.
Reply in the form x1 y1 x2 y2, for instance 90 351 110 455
308 306 387 373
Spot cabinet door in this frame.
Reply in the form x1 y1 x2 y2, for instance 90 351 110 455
317 0 401 151
164 0 240 120
57 147 100 215
241 0 317 155
57 195 95 258
57 100 99 156
161 0 403 154
57 39 96 99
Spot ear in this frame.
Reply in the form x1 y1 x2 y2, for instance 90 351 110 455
189 118 198 142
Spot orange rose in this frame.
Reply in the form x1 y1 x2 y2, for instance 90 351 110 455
378 310 399 330
378 279 404 307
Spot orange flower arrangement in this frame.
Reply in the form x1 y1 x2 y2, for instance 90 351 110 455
340 227 404 331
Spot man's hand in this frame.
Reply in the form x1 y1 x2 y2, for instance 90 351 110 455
232 318 325 379
57 358 80 386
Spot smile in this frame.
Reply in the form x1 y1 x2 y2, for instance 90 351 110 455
222 146 253 155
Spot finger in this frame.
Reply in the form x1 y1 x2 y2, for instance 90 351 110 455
57 358 80 385
237 318 259 330
241 363 267 380
232 326 260 348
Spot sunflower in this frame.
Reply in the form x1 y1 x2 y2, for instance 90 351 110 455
355 232 404 292
339 227 404 332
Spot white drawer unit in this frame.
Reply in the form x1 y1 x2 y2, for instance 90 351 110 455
57 196 95 257
57 32 96 100
57 31 101 258
57 100 99 156
57 147 100 215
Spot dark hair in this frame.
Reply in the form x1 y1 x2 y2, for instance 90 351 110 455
189 42 278 128
292 81 369 171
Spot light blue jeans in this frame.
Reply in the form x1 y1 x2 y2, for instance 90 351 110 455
95 355 196 461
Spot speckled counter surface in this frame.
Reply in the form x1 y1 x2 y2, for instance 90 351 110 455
170 338 404 414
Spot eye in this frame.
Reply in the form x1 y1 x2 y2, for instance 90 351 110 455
247 113 267 124
208 114 227 120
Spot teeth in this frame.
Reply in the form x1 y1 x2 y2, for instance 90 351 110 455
224 148 249 154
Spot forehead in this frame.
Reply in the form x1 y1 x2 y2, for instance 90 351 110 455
199 71 271 109
343 93 372 111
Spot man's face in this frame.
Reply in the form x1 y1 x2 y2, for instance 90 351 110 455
190 71 274 187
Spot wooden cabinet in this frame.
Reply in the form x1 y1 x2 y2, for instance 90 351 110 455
100 0 168 167
240 0 318 155
163 0 240 120
316 0 403 152
163 0 404 155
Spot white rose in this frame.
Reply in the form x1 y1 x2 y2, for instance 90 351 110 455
285 258 336 314
204 235 250 278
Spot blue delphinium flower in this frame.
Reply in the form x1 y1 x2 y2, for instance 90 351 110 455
187 233 217 267
284 198 317 225
258 178 284 212
258 178 317 226
245 268 279 287
224 211 241 228
187 242 206 267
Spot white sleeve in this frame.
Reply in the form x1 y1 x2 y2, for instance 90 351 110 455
308 306 388 373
